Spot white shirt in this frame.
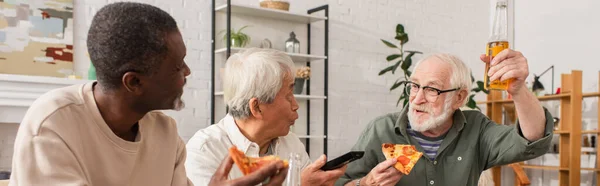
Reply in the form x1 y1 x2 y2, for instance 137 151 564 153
185 114 311 186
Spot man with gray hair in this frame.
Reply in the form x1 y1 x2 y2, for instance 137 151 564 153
185 48 347 185
336 50 553 186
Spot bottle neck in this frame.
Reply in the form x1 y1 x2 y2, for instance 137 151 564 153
490 3 508 42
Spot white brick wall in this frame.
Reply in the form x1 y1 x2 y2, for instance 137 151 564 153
0 0 493 169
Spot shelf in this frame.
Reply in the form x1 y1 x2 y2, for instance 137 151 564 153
521 165 600 172
521 165 568 171
553 130 570 134
583 92 600 98
215 92 326 100
582 130 599 134
215 4 327 24
581 167 600 171
215 47 327 62
476 93 571 104
296 135 327 139
538 94 571 101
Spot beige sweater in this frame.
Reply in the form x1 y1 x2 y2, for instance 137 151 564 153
9 82 192 186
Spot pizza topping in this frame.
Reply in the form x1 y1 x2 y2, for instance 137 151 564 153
397 156 410 165
381 144 423 175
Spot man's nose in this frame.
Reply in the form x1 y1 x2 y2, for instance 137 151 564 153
411 89 427 105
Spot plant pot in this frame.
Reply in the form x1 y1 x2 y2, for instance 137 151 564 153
294 78 305 94
230 38 248 48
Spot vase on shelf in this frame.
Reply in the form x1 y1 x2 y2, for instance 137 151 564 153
293 78 305 94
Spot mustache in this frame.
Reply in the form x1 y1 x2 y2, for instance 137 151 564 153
410 103 432 113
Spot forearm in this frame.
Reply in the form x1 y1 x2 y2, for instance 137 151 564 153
511 85 546 141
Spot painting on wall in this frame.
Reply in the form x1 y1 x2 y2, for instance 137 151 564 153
0 0 74 78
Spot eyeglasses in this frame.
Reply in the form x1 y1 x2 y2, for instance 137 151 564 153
403 81 460 102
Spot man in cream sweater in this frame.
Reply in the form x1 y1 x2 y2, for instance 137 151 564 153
9 2 287 186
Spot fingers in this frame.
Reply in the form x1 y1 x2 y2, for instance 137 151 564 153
374 168 403 186
491 49 521 66
489 62 518 82
373 158 397 173
500 71 520 82
322 164 347 178
306 154 327 171
379 172 403 186
235 161 284 186
264 165 289 186
215 155 234 178
480 54 490 63
487 49 528 82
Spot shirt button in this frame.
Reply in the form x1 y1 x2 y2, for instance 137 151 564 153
526 151 534 155
457 157 462 161
433 161 437 165
430 180 435 185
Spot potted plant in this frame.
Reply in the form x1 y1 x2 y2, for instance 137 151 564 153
219 25 251 47
294 66 310 94
379 24 488 110
467 73 489 110
378 24 422 106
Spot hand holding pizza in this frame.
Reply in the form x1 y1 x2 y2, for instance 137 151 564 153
301 154 347 186
208 154 288 186
362 158 403 186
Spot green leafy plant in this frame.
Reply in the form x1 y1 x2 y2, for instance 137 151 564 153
219 25 251 47
379 24 488 110
378 24 422 107
467 73 489 110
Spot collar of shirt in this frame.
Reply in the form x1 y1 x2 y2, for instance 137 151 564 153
393 105 468 158
223 114 280 157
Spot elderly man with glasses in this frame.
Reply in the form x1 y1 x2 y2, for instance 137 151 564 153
335 51 553 186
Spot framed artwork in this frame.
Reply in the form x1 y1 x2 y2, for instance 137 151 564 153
0 0 74 77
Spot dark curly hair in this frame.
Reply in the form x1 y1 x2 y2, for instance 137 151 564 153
87 2 178 89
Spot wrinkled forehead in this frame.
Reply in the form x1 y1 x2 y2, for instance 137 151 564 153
410 57 452 88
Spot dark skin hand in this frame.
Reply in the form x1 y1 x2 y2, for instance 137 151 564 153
208 155 289 186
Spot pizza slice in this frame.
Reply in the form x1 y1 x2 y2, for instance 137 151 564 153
381 143 423 175
228 146 289 175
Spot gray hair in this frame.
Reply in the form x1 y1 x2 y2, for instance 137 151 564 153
223 48 295 119
413 53 472 106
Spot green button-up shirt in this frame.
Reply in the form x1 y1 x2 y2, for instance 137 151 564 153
335 106 553 186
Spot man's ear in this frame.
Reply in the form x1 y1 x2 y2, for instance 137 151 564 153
248 98 263 119
122 72 144 95
454 89 469 109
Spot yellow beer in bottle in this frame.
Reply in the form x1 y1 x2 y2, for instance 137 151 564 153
485 0 511 90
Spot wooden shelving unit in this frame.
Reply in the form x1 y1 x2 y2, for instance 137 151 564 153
479 70 600 186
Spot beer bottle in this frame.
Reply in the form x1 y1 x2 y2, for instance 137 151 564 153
485 0 511 90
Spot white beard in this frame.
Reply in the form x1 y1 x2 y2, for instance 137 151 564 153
407 97 454 132
173 96 185 111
